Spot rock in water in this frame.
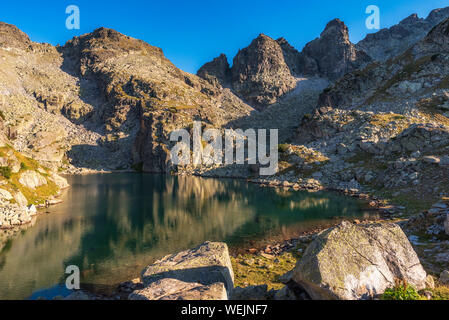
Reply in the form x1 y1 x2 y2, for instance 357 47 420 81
292 221 427 300
140 242 234 297
129 278 227 300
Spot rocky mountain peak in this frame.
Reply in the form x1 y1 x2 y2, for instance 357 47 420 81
356 6 449 61
0 22 33 50
197 53 231 87
426 7 449 25
321 18 350 42
276 37 302 76
399 13 421 25
229 33 297 108
299 18 371 80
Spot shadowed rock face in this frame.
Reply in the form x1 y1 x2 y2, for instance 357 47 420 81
197 53 231 87
139 242 234 298
299 19 372 81
230 34 297 108
357 7 449 61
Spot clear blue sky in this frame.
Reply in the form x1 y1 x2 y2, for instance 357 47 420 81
0 0 448 73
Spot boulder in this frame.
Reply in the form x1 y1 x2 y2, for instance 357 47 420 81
18 170 47 189
129 278 227 300
141 242 234 296
13 191 28 207
440 270 449 285
49 173 70 189
292 221 427 300
0 188 13 201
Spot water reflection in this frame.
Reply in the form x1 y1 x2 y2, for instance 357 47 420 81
0 174 373 300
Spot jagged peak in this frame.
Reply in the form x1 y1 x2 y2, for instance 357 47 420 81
320 18 350 41
399 13 423 25
426 6 449 24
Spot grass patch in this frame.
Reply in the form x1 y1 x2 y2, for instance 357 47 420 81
0 166 12 179
430 285 449 300
381 280 424 300
231 252 298 290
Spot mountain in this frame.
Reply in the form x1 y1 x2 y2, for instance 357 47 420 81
298 19 372 80
0 24 253 174
198 19 371 109
356 7 449 61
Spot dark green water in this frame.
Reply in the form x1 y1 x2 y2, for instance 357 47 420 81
0 173 375 300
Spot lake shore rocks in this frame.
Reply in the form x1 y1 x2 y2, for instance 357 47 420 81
292 221 427 300
135 241 234 300
129 278 228 300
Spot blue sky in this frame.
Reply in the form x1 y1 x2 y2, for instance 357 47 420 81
0 0 448 73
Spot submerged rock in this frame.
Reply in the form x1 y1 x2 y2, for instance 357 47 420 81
140 242 234 298
292 221 427 300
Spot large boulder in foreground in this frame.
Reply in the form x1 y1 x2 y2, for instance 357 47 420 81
129 278 227 300
292 221 427 300
139 242 234 299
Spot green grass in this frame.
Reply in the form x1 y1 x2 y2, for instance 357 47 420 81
231 252 299 290
381 281 423 300
0 166 12 179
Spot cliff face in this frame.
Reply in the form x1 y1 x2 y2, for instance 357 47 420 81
356 7 449 61
198 19 371 108
1 6 449 179
0 24 253 174
230 34 298 108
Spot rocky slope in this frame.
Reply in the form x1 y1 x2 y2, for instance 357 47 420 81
357 7 449 61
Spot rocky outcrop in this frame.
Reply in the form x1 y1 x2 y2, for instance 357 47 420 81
129 278 227 300
230 34 297 108
299 19 371 81
197 53 231 87
0 22 33 51
18 170 47 189
138 242 234 299
292 221 427 300
357 7 449 61
317 15 449 111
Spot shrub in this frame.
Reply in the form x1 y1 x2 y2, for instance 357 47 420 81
0 166 12 179
20 162 29 171
381 280 422 300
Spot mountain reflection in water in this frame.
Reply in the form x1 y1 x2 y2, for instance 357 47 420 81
0 174 374 300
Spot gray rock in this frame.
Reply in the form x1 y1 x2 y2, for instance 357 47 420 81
141 242 234 295
0 189 13 201
18 170 47 189
274 285 297 300
440 270 449 285
129 278 227 300
423 156 440 164
278 270 294 284
230 285 269 300
292 221 427 300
